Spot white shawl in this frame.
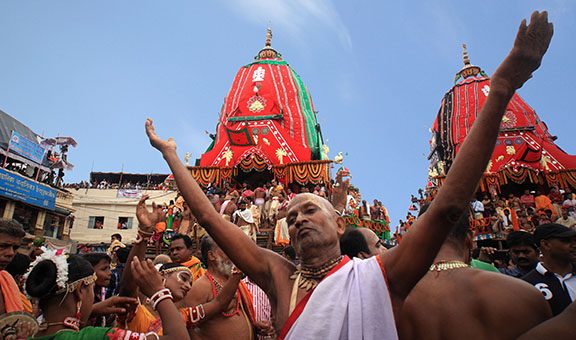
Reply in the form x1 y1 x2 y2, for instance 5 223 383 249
285 257 398 340
233 209 255 224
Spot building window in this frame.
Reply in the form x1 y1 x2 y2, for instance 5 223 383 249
44 213 64 239
13 202 39 234
88 216 105 229
117 217 133 230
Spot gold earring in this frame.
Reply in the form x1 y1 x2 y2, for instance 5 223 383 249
75 300 82 320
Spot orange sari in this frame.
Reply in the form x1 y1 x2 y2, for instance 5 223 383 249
127 304 192 335
0 271 23 312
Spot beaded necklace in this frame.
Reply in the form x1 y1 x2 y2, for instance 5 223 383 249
290 255 343 291
206 271 240 317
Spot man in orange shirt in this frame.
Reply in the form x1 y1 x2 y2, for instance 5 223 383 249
169 234 205 282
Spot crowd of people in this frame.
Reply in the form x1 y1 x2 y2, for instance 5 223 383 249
141 179 387 254
466 187 576 233
63 180 170 191
0 11 575 340
2 160 66 188
399 186 576 239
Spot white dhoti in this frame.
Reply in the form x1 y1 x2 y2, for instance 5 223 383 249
240 224 256 242
250 205 261 229
255 197 265 207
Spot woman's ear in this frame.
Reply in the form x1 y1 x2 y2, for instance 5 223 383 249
73 285 85 302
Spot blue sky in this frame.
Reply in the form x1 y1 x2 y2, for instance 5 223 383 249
1 1 574 226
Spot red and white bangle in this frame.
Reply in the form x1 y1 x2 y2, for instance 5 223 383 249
189 304 206 325
149 288 173 310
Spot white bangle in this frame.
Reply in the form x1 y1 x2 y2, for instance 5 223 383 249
149 288 172 310
146 332 160 340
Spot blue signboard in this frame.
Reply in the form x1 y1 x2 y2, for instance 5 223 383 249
9 130 45 164
0 168 56 210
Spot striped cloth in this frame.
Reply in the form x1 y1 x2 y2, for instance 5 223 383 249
243 277 272 339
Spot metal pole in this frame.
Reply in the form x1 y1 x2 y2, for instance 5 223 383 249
3 130 13 168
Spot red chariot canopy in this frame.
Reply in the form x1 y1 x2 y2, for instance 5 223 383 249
429 45 576 191
191 29 330 187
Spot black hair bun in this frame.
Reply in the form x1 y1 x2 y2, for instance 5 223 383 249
25 260 57 298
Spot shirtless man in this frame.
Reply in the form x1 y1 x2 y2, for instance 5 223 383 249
233 201 257 242
220 196 237 221
518 301 576 340
254 185 267 211
145 11 553 339
370 199 381 220
340 226 386 259
399 205 551 339
184 236 264 339
168 234 205 281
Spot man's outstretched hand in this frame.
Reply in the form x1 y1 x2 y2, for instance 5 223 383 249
132 257 165 298
145 118 177 154
91 296 138 317
492 11 553 93
136 194 165 232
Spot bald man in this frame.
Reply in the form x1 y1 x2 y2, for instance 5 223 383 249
399 207 551 339
340 227 386 259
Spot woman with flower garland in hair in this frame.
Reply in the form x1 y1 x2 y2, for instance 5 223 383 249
25 250 190 339
119 195 244 336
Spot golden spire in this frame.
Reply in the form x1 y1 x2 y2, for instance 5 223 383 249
265 27 273 47
462 43 471 66
256 27 280 60
454 43 482 83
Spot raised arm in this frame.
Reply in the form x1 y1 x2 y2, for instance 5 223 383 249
145 121 278 289
518 301 576 340
119 195 164 297
384 11 553 298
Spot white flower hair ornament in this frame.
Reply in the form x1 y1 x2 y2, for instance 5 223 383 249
24 247 70 294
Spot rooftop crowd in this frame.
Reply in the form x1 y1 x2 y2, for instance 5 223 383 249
63 180 170 191
0 11 574 340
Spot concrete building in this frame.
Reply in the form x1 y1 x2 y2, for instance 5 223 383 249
71 188 177 243
0 172 76 240
0 109 76 242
